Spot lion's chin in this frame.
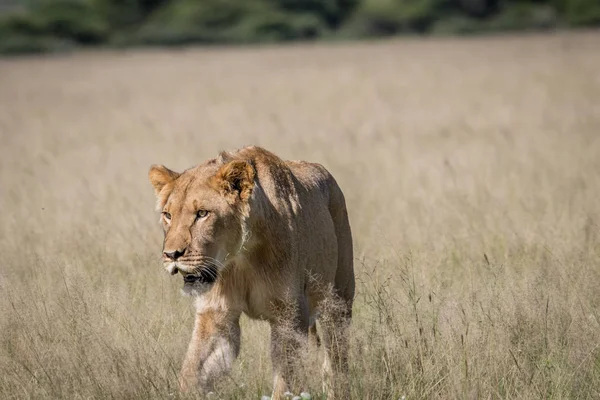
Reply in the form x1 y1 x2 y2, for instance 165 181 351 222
165 263 219 297
165 262 179 275
181 281 214 297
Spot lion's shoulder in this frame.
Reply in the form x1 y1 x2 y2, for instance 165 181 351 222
221 146 344 211
286 160 333 189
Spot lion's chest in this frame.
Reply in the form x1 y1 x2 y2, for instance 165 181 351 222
242 280 275 321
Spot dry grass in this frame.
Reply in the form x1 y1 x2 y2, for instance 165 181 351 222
1 31 600 399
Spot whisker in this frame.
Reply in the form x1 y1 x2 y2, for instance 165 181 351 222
190 263 218 277
200 260 225 271
200 260 222 269
201 256 226 268
199 265 219 279
177 255 226 269
175 255 229 281
206 267 218 279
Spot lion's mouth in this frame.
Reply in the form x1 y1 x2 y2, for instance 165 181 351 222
181 266 218 285
183 274 200 283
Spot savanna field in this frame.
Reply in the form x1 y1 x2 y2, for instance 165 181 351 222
1 31 599 399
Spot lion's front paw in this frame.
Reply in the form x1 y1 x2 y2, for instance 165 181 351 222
178 374 197 394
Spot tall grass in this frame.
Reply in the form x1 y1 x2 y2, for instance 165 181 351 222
1 31 599 399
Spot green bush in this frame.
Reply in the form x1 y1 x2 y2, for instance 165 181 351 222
32 0 109 44
91 0 169 30
136 0 252 43
0 0 599 55
0 34 74 55
559 0 600 26
341 0 440 36
488 2 558 30
135 0 326 45
0 1 109 45
91 0 143 30
430 14 485 34
454 0 499 17
132 26 207 46
236 10 326 41
265 0 359 27
146 0 254 31
0 13 46 37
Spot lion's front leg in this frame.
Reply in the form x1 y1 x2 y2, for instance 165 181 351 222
269 297 310 400
179 309 241 394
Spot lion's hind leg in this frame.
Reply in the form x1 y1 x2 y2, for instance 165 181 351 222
308 311 321 348
319 291 352 400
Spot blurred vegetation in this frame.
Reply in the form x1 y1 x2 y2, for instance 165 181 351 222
0 0 598 54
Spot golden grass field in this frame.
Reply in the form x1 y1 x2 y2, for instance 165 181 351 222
1 30 600 399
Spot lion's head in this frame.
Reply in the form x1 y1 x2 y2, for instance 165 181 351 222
148 156 255 294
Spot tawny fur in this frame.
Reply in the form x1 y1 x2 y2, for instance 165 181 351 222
148 146 355 400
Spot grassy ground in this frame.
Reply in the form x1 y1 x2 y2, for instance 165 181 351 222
1 31 599 399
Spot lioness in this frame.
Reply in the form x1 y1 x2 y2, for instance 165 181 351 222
148 146 354 399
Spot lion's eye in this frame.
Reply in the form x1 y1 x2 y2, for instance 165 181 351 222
162 212 172 221
196 210 209 219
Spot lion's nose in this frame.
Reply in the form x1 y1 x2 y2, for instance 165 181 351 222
164 249 185 261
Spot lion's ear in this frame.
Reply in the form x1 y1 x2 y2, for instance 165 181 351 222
148 164 180 197
213 160 255 202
